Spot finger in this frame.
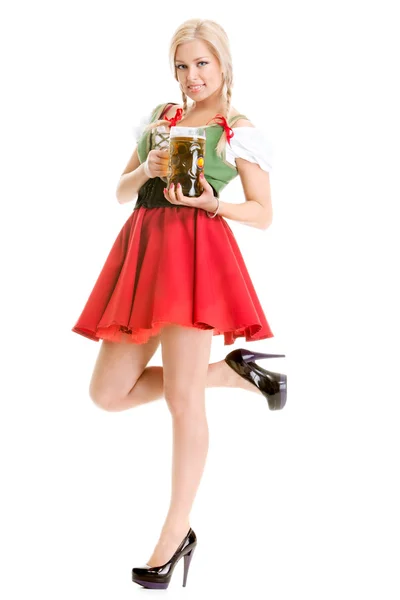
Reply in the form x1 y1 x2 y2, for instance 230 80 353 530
149 160 169 177
174 183 184 203
163 186 175 204
153 164 169 174
199 173 209 187
175 183 194 206
157 161 170 171
156 149 170 158
153 156 169 165
167 182 178 203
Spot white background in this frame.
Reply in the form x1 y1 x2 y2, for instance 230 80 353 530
1 0 399 598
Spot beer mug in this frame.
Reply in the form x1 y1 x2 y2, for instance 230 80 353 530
167 126 206 197
152 125 170 183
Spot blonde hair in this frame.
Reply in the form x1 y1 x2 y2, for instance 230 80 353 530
144 18 233 158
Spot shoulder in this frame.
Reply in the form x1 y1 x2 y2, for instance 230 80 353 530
232 118 255 128
162 103 181 119
229 108 255 128
142 102 178 123
226 124 274 173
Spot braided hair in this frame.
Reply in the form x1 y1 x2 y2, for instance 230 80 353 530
144 18 234 159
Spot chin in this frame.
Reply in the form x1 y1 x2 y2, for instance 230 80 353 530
186 86 208 98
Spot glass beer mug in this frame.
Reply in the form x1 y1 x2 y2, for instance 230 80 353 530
167 126 206 198
152 125 170 183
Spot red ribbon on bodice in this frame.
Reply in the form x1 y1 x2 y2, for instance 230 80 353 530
163 108 234 145
206 114 234 145
163 108 183 127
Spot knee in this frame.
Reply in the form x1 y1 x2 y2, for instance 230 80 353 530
164 387 205 419
88 385 120 412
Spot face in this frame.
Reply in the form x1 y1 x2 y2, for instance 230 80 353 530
175 39 224 104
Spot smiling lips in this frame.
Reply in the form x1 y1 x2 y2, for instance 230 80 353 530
188 84 205 92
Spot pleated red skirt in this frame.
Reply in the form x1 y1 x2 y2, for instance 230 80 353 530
71 206 274 345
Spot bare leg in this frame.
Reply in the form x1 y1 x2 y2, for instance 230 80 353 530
88 331 162 411
146 324 212 568
89 329 259 413
104 351 260 412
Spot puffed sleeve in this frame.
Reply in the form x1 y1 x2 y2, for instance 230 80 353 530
131 110 153 143
225 127 274 172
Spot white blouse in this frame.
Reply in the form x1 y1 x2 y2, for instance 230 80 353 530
225 127 273 173
133 114 273 173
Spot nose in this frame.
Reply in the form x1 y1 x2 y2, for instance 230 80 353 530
186 65 200 81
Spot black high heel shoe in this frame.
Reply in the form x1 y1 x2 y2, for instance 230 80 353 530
225 348 287 410
132 527 197 589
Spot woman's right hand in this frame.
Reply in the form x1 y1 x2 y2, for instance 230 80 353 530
144 148 170 179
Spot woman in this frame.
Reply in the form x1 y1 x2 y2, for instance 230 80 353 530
71 18 287 589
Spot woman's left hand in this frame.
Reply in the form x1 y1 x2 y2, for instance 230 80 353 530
163 174 219 213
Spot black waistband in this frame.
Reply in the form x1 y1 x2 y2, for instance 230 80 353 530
134 177 219 210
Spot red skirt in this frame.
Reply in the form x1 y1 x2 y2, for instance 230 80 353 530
71 206 274 345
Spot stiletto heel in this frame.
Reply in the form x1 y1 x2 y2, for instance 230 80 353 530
240 350 286 361
225 348 287 410
182 546 195 587
132 527 197 589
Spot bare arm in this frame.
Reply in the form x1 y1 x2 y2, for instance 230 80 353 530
116 148 150 205
218 203 270 230
217 158 272 230
116 147 170 205
218 119 273 230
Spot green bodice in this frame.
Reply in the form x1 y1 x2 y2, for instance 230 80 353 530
135 102 247 209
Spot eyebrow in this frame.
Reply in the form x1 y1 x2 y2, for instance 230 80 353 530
175 56 209 63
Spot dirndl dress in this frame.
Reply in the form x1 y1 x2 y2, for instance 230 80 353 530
71 103 275 346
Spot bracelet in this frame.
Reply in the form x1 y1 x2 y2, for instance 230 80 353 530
143 157 152 178
206 197 220 218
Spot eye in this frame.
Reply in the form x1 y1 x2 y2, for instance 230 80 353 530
176 61 209 70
